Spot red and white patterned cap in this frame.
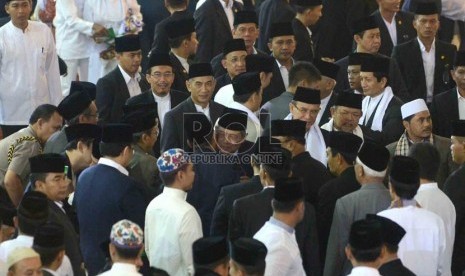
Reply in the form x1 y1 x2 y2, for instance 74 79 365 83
110 219 143 249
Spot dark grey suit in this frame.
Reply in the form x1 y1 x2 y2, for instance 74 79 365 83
160 97 225 152
44 129 67 154
323 183 391 276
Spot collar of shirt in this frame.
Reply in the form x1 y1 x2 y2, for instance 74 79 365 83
43 268 60 276
163 186 188 200
118 64 141 85
54 201 66 213
418 182 439 192
275 57 294 69
153 92 171 103
457 88 465 100
173 52 189 73
8 21 31 33
269 216 294 234
252 47 258 54
195 103 210 113
16 235 34 244
219 0 233 9
349 266 380 275
98 157 129 176
109 263 139 274
417 37 436 53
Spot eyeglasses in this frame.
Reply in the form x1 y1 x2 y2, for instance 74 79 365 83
151 72 174 79
292 103 320 116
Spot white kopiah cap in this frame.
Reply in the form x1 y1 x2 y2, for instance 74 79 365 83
401 99 429 119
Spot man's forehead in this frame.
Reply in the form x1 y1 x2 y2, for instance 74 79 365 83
412 110 431 119
7 0 31 5
151 65 173 72
225 50 247 59
272 35 295 42
338 105 361 112
191 76 214 82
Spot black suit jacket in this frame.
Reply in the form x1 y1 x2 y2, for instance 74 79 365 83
291 151 333 208
318 92 337 127
151 10 193 55
210 175 262 236
126 89 189 156
431 87 460 138
378 259 416 276
48 201 85 276
257 0 295 53
292 18 315 62
317 167 359 267
160 97 225 152
392 38 457 101
229 187 321 276
170 52 190 93
372 10 416 57
214 73 232 96
314 0 378 60
138 0 169 72
96 67 150 123
262 59 286 105
211 48 269 78
194 0 242 62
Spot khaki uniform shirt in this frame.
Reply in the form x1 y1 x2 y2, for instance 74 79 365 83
0 126 42 188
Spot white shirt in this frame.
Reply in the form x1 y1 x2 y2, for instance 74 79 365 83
364 93 384 123
418 37 436 103
0 21 62 125
98 157 129 175
229 101 262 143
378 206 449 276
382 14 397 46
254 218 305 276
316 92 332 125
195 103 211 121
214 84 235 107
415 182 456 274
347 266 381 276
173 52 189 73
152 92 171 129
53 0 94 59
98 263 142 276
43 268 60 276
457 88 465 120
145 187 203 276
275 59 291 90
219 0 234 33
118 65 142 98
0 235 74 276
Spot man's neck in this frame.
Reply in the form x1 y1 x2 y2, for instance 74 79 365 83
336 163 351 177
381 253 400 266
419 37 435 52
380 9 396 23
30 124 44 144
168 7 186 14
273 213 297 228
356 46 375 54
458 86 465 97
243 101 257 113
320 88 332 99
288 86 297 94
65 151 83 173
136 142 151 154
277 57 293 70
420 178 434 185
352 261 379 269
193 98 209 109
246 46 255 55
120 65 137 78
292 146 306 158
406 131 427 143
171 48 189 59
295 14 308 27
12 20 28 32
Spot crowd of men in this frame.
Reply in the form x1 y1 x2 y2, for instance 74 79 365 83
1 0 465 274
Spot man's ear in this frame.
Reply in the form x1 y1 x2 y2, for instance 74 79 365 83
221 59 228 69
330 106 336 117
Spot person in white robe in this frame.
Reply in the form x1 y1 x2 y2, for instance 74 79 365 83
378 155 449 276
284 87 327 166
82 0 142 84
54 0 108 96
145 148 203 276
254 177 306 276
0 0 61 134
409 142 456 274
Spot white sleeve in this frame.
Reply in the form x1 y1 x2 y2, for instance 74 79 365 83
438 218 452 276
55 0 93 36
44 28 63 103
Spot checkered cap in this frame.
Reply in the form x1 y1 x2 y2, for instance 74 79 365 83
157 148 189 173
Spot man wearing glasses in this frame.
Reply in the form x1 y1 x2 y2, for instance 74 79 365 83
285 87 328 167
126 52 189 156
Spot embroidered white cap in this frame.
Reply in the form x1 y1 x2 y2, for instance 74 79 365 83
401 99 429 119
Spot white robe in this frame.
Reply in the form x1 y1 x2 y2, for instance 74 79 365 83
0 21 62 125
229 101 262 143
145 187 203 276
378 206 450 276
254 219 306 276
